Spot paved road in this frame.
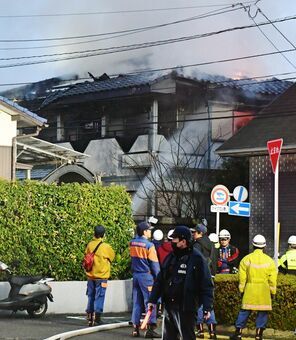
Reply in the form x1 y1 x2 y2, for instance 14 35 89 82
0 312 130 339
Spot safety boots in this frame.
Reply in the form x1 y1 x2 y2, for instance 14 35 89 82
208 324 217 339
87 312 102 327
255 328 264 340
87 312 95 327
230 327 242 340
196 323 204 338
144 324 161 338
131 325 140 337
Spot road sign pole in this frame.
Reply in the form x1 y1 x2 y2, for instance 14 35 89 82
216 211 220 235
274 164 279 268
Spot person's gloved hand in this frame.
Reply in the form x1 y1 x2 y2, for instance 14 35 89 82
147 303 154 311
203 311 211 321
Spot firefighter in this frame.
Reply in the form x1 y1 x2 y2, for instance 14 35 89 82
230 235 277 340
278 235 296 274
217 229 239 274
129 221 161 338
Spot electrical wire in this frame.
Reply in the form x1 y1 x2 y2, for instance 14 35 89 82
0 5 239 44
0 1 257 18
0 15 295 68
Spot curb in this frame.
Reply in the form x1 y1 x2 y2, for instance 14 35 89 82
43 321 130 340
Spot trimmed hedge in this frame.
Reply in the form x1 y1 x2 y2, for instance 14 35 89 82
0 180 134 281
214 273 296 331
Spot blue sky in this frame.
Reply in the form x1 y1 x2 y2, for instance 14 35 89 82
0 0 296 91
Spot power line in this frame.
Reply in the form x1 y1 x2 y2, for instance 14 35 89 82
241 3 296 70
0 68 295 89
0 15 295 66
0 6 241 52
0 1 257 18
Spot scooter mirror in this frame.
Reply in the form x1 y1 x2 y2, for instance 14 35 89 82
0 261 8 271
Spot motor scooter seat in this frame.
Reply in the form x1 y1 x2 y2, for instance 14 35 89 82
10 275 43 286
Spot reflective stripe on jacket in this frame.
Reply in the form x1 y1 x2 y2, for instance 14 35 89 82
129 236 160 278
279 249 296 272
85 237 115 280
239 249 277 311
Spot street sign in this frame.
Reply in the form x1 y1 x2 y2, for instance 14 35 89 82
228 201 251 217
211 185 230 206
210 205 229 213
267 138 283 174
233 186 248 202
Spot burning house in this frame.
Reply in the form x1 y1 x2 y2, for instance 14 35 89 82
6 70 292 222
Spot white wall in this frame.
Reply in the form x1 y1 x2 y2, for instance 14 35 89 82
0 280 132 314
0 111 16 146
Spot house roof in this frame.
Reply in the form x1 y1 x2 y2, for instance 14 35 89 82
0 95 47 127
40 70 293 108
216 83 296 156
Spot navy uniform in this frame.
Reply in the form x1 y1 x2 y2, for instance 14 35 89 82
149 226 214 340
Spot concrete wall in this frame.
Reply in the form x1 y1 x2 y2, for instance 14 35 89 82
0 280 132 314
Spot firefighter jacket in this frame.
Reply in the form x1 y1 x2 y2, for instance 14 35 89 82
85 237 115 280
129 236 160 279
217 244 239 274
239 249 277 311
149 247 214 312
278 249 296 274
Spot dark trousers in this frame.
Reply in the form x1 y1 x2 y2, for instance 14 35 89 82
163 307 196 340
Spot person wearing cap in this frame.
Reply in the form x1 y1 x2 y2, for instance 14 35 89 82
278 235 296 275
129 221 161 338
155 229 173 265
217 229 240 274
84 225 115 327
148 225 214 340
192 224 218 339
230 235 277 340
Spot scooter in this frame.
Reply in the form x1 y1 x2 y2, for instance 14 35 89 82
0 261 54 318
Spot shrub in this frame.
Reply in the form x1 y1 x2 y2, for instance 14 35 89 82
214 273 296 331
0 180 134 281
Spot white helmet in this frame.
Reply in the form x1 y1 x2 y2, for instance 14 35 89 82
209 233 219 243
167 229 174 240
288 235 296 245
252 234 266 248
153 229 163 241
219 229 231 239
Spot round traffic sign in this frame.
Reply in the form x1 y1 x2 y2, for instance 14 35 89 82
233 186 248 202
211 185 230 206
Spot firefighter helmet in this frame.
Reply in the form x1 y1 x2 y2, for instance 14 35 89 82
153 229 164 241
252 234 266 248
288 235 296 245
219 229 231 239
209 233 219 243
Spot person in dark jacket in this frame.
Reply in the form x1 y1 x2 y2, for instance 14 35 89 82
217 229 239 274
192 224 218 339
148 225 214 340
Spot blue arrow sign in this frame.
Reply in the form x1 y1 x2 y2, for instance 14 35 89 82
228 201 251 217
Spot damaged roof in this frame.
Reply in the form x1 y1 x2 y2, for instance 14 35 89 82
216 83 296 156
40 70 293 109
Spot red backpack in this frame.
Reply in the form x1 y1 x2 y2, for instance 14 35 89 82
82 242 102 272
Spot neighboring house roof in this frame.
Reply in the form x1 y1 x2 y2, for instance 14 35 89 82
0 95 47 127
216 83 296 156
40 70 293 108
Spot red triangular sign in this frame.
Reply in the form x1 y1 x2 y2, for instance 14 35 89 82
267 138 283 174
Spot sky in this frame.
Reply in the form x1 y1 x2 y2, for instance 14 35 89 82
1 0 296 92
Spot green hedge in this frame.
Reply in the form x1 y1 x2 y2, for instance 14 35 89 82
0 180 134 281
214 273 296 331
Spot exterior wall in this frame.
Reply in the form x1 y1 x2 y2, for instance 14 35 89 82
250 154 296 256
0 146 12 180
0 111 16 146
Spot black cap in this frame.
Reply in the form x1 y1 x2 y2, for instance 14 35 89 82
94 225 105 238
171 225 192 242
194 224 208 234
137 221 153 232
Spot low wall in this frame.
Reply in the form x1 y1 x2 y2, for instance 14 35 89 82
0 279 132 314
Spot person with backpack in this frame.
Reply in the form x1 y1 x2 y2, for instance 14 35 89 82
84 225 115 327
